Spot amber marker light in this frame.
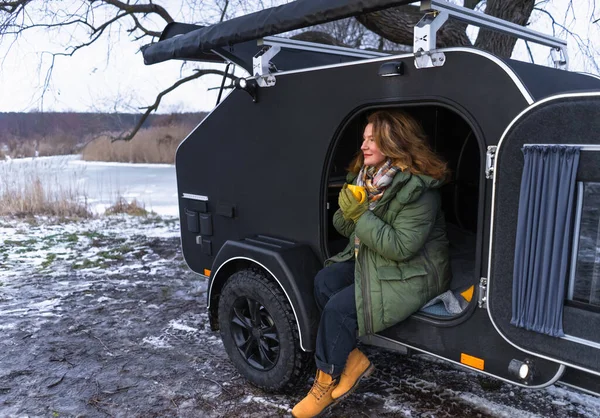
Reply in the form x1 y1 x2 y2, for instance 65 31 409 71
460 353 485 370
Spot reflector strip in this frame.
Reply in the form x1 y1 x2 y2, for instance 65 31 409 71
204 269 211 276
461 353 484 370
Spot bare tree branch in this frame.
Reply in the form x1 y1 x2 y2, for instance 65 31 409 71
0 17 93 35
0 0 180 115
0 0 169 44
0 0 29 13
534 7 567 35
219 0 229 23
524 40 535 64
114 69 237 142
129 13 161 38
100 0 173 24
39 51 56 110
63 11 129 56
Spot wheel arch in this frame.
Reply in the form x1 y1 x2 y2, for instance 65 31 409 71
207 239 321 352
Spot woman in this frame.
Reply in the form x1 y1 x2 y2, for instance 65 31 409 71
292 110 451 418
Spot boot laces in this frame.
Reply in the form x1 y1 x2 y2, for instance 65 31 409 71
309 373 336 401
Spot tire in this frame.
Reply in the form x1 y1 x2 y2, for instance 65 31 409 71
218 269 312 393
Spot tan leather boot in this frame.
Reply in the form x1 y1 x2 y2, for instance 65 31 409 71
291 370 338 418
331 348 374 400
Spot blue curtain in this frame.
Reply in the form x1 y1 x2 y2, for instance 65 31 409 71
511 145 580 337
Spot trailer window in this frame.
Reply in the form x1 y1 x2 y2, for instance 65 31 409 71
569 182 600 308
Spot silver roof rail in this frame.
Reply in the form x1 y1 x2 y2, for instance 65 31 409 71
253 36 391 86
415 0 568 70
260 36 390 59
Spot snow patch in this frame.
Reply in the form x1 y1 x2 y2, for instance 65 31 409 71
242 395 290 412
142 336 173 349
1 308 29 316
459 392 542 417
383 398 412 416
168 320 198 333
548 385 600 412
28 298 61 310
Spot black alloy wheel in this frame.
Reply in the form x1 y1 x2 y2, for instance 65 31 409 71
218 269 312 393
230 296 280 370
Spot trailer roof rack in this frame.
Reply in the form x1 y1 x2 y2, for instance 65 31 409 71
415 0 568 69
250 0 568 85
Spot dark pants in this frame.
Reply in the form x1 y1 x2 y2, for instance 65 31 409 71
313 260 357 378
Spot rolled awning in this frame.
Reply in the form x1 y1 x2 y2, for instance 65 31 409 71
142 0 416 65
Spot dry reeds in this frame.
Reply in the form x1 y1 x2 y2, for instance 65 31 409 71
1 133 83 159
104 197 148 216
0 159 91 218
81 124 192 164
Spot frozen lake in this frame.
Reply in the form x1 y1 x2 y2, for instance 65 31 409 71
0 155 179 216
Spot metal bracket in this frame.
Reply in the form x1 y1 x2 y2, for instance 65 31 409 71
414 10 448 69
485 146 497 180
252 44 281 87
550 47 569 70
478 277 488 309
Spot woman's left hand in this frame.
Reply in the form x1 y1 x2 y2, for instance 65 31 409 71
339 187 368 223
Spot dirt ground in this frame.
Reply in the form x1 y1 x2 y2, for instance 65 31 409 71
0 216 598 418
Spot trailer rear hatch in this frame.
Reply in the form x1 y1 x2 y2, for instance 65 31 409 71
488 91 600 376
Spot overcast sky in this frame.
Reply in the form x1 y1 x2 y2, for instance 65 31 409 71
0 0 598 114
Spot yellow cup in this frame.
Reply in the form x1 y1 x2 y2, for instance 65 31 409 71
347 185 366 204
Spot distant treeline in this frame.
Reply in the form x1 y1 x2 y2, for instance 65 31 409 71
0 112 207 159
0 112 207 139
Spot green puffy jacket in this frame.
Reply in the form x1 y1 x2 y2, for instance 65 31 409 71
327 170 451 336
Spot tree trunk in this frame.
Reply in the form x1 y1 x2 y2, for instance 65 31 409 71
355 5 471 49
291 31 347 47
474 0 535 58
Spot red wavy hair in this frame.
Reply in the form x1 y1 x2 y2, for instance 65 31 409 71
349 110 449 181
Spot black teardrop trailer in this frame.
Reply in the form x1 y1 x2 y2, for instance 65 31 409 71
142 0 600 396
